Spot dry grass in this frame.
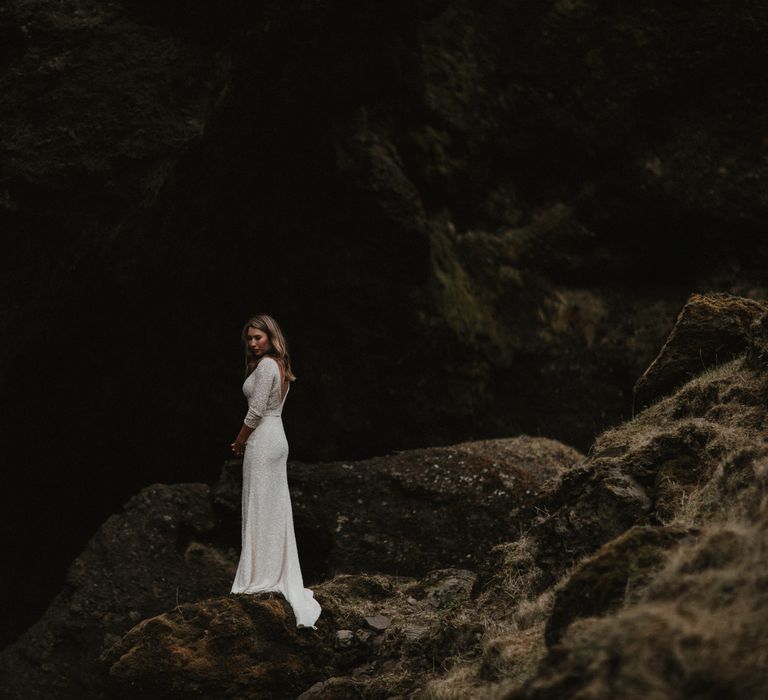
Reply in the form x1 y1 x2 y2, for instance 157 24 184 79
590 359 768 529
421 542 559 700
475 535 545 615
310 352 768 699
422 622 547 700
422 357 768 699
522 514 768 699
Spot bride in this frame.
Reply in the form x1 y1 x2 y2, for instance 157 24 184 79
229 313 321 629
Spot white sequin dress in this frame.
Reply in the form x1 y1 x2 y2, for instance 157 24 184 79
230 356 321 629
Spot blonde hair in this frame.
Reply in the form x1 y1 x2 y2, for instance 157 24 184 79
241 313 296 382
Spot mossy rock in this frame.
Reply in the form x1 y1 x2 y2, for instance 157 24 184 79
544 524 697 646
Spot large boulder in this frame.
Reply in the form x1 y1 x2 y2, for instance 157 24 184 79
0 483 231 700
93 293 768 699
216 435 584 580
634 293 768 409
99 568 482 700
543 524 697 646
468 296 768 601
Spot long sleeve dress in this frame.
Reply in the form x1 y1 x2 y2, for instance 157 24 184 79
229 356 322 629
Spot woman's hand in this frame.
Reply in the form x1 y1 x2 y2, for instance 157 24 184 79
231 423 254 456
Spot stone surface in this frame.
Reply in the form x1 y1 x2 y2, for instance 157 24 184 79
456 296 768 698
634 293 768 409
100 593 334 700
215 435 584 580
0 482 232 700
0 435 580 699
364 614 391 631
406 568 477 610
510 519 768 700
335 629 355 647
544 525 697 646
98 568 489 700
470 296 768 605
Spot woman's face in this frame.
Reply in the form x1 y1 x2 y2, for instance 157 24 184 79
246 327 271 357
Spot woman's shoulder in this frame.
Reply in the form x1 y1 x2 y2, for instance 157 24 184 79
257 356 283 374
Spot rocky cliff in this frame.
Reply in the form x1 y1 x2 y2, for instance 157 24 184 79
3 293 768 698
3 0 767 657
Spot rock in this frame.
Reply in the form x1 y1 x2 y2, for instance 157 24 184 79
447 296 768 698
402 626 430 643
544 525 697 646
94 568 484 699
474 296 768 601
405 569 477 610
99 593 333 700
11 296 768 700
634 293 768 409
511 464 655 593
217 436 584 582
510 521 768 700
297 680 327 700
0 436 568 697
364 614 392 631
351 662 374 677
356 628 375 642
0 482 232 700
335 630 356 648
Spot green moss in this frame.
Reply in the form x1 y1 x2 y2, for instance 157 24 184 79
427 203 593 354
428 224 510 350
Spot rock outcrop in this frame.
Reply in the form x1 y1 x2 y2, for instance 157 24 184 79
90 294 768 699
217 435 584 580
430 293 768 698
633 293 768 409
6 293 768 698
99 569 482 700
0 435 581 699
0 483 231 700
5 0 768 646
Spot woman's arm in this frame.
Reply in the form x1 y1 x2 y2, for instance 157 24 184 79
230 423 253 456
231 359 277 456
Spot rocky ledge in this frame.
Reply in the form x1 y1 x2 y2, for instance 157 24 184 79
0 435 581 699
4 292 768 699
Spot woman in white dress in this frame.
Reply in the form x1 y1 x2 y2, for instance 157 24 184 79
229 313 322 629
